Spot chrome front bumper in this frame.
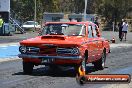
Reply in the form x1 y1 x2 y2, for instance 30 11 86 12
18 54 82 60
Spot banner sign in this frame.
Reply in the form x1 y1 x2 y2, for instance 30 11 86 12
0 0 10 12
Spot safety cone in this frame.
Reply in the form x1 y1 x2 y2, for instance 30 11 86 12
111 38 115 43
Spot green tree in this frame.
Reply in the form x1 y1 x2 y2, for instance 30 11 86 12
96 0 132 21
10 0 132 23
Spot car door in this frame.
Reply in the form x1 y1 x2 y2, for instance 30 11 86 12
92 24 103 59
87 25 97 62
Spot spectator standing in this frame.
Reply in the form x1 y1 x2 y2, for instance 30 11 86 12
122 20 129 41
0 15 3 31
118 19 123 41
94 17 99 28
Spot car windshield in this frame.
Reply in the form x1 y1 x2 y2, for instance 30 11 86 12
41 24 86 36
24 21 38 25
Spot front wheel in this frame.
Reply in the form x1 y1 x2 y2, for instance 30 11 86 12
75 52 88 76
23 62 34 74
93 50 106 70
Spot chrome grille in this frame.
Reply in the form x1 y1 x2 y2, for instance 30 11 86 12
56 48 79 55
26 47 40 54
39 46 57 54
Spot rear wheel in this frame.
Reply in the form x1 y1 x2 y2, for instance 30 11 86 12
93 49 106 70
23 62 34 74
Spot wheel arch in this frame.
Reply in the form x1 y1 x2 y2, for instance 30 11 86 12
84 50 88 61
103 47 106 53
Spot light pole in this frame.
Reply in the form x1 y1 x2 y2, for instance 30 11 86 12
84 0 87 21
34 0 36 30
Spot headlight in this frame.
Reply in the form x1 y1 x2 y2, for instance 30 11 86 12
19 46 26 53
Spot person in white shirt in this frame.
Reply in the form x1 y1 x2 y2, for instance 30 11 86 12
122 20 129 41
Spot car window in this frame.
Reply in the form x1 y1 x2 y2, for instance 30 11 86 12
88 25 93 38
92 25 98 38
79 26 86 36
42 24 85 36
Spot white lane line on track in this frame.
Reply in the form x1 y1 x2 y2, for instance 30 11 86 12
0 44 19 48
0 46 8 48
0 43 19 47
9 45 19 47
0 57 20 63
110 43 132 48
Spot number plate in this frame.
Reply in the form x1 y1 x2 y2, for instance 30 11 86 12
42 59 48 63
41 59 54 63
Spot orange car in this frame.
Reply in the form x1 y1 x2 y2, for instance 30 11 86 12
18 21 110 74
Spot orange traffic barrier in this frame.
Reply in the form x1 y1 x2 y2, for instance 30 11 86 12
78 66 86 76
111 38 115 43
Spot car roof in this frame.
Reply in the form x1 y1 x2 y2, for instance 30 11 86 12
45 21 94 25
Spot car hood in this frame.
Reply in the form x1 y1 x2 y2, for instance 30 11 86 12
20 35 87 46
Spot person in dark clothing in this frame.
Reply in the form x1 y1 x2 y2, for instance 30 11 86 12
118 19 124 41
118 22 123 41
94 17 99 28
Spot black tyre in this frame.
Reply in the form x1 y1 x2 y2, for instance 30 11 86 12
74 65 80 75
75 52 88 75
93 49 106 70
81 53 87 73
23 62 34 74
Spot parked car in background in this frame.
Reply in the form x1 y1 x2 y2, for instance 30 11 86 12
21 21 41 30
18 21 110 74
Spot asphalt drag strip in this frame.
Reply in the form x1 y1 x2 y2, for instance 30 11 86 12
0 43 132 88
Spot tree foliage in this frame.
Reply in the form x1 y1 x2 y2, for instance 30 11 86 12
10 0 132 23
96 0 132 21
